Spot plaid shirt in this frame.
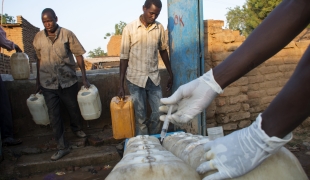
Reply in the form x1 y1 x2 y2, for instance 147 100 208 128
33 26 86 89
120 18 167 88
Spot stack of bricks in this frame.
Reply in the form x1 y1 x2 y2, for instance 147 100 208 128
1 16 39 74
204 20 310 133
204 20 245 70
19 16 40 71
0 54 11 74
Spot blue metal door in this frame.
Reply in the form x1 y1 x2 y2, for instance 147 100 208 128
167 0 205 135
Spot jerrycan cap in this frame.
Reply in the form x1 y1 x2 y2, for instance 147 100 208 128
81 92 91 96
28 94 38 101
29 97 38 101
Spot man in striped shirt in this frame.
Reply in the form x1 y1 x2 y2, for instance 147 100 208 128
118 0 173 135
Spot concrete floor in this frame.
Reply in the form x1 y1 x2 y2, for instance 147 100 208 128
0 126 123 180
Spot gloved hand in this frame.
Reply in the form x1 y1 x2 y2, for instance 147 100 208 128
197 114 292 180
14 44 22 52
159 69 223 124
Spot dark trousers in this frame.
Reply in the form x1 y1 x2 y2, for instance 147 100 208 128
0 76 13 139
42 83 82 150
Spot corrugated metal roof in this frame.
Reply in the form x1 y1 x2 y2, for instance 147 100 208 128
84 56 119 64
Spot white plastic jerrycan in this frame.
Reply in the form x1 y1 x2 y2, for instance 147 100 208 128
162 133 308 180
106 135 201 180
10 52 30 80
26 93 49 125
77 84 102 120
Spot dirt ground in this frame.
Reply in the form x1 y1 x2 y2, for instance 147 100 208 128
16 163 118 180
285 127 310 178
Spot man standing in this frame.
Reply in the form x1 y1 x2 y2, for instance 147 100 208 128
0 26 23 162
33 8 89 161
118 0 173 135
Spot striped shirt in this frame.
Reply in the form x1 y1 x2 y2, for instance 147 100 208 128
120 18 167 88
33 26 86 89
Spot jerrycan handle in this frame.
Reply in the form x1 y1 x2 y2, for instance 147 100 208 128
81 84 93 91
119 95 129 102
35 93 41 98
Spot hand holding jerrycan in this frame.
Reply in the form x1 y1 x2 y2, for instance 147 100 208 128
77 84 102 120
10 52 30 80
26 93 49 125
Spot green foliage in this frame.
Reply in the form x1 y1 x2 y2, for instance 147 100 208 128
226 0 282 37
0 13 15 24
226 5 248 36
114 21 126 35
104 21 127 39
87 47 107 58
104 33 111 39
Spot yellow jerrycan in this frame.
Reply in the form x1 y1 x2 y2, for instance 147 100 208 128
110 96 135 139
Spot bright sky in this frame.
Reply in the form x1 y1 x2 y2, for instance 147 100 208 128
4 0 245 56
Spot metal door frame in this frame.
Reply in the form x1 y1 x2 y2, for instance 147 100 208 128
167 0 205 135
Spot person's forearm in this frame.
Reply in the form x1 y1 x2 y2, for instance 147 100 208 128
0 36 14 50
0 27 14 50
76 55 87 81
159 50 173 77
119 59 128 87
262 46 310 138
213 0 310 89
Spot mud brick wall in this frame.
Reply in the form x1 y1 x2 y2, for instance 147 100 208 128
204 20 310 133
0 25 22 74
0 54 11 74
1 16 39 74
107 35 122 56
19 16 40 67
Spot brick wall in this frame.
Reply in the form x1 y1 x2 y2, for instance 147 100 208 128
204 20 310 133
19 16 40 68
107 35 122 56
0 25 22 74
0 54 11 74
0 16 39 74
